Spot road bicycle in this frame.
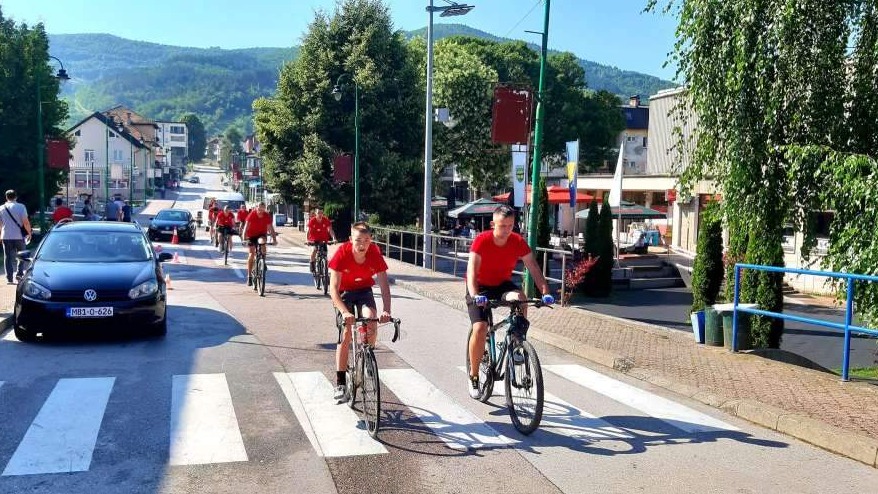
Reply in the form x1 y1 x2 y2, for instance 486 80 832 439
335 307 401 438
308 241 332 295
466 299 550 435
251 236 270 296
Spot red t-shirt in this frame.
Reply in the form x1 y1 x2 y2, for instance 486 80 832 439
307 216 333 242
216 211 235 228
245 210 272 236
236 209 248 223
469 231 531 287
52 206 73 223
208 206 219 222
328 242 388 292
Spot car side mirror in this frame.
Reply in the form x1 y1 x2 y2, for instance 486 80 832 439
157 252 174 262
16 250 31 261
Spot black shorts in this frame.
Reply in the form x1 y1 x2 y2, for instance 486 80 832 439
218 225 236 236
340 288 377 317
248 235 267 247
465 280 521 325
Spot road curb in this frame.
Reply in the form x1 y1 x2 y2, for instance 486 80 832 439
0 313 11 333
388 274 878 470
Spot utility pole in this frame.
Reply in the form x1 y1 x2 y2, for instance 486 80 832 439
524 0 551 296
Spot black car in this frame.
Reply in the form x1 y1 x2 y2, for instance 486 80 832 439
13 221 173 342
147 208 196 242
188 176 200 183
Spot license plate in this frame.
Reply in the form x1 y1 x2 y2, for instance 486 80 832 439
66 307 114 318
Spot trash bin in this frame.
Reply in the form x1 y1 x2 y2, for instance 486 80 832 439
722 313 752 350
704 307 723 346
714 303 757 351
273 213 287 227
690 311 705 344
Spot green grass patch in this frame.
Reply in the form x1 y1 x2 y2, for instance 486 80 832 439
834 366 878 380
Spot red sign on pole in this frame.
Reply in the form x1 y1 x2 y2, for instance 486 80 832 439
334 153 353 182
491 85 532 145
665 189 677 203
46 138 70 170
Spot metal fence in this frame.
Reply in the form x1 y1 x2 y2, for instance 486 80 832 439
732 263 878 381
371 227 573 301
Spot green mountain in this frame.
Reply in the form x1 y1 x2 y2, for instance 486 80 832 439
408 24 677 98
50 26 674 136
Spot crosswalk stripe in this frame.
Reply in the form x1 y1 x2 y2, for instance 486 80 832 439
274 372 387 457
169 374 248 465
544 364 739 433
541 392 633 440
382 368 515 450
1 330 15 341
2 377 115 476
453 366 630 441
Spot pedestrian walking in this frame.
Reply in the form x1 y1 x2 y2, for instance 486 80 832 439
105 197 119 221
0 190 32 284
81 198 93 221
121 200 132 222
51 197 73 224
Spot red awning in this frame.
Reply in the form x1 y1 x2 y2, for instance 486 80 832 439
493 185 595 205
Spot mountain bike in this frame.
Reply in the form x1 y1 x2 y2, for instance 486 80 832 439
335 307 401 438
251 236 269 296
308 241 332 295
466 299 550 435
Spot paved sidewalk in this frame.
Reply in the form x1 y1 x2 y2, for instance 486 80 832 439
276 227 878 468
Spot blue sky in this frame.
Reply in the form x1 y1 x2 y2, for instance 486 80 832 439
0 0 679 80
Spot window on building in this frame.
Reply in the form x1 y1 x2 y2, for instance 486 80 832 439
626 136 638 142
113 149 125 162
642 137 648 148
170 125 185 134
84 149 95 166
74 130 81 137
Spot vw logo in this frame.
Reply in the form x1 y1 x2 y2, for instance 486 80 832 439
83 289 97 302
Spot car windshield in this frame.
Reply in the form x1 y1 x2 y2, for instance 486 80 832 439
155 210 188 221
38 231 152 262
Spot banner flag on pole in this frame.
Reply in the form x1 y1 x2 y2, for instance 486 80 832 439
608 141 624 208
511 144 527 208
565 140 579 207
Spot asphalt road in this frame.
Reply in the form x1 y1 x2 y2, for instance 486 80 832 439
0 166 876 493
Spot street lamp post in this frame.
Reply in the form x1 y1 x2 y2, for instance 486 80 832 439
36 55 70 229
423 1 474 268
332 73 359 221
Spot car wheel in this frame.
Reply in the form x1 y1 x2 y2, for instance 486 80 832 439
13 319 37 343
148 317 167 337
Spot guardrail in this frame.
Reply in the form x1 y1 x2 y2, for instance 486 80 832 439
732 263 878 381
371 227 573 301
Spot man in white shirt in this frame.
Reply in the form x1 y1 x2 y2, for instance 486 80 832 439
0 190 32 284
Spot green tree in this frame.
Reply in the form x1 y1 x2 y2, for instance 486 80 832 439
590 199 615 297
690 203 724 313
180 113 207 162
0 9 69 215
646 0 863 346
254 0 422 224
584 199 600 257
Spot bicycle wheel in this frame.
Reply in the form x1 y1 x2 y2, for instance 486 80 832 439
223 235 229 265
504 340 544 435
251 265 258 293
313 258 321 289
257 257 266 297
465 328 494 403
359 347 381 437
346 336 359 409
320 258 329 296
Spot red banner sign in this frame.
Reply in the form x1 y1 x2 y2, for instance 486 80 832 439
491 86 532 145
334 153 352 182
46 139 70 170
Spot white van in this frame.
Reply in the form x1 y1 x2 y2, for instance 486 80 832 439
202 192 246 211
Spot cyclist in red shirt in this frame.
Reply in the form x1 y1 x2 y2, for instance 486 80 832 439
328 221 392 400
307 208 337 273
51 198 73 224
241 202 276 286
235 205 249 237
465 205 554 399
207 200 220 247
215 205 236 254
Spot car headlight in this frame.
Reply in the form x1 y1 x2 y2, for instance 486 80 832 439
24 280 52 300
129 280 158 299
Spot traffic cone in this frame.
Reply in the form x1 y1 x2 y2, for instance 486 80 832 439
165 273 173 290
173 251 180 263
171 227 179 245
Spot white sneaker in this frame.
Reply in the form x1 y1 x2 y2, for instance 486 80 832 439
512 348 526 365
468 375 480 399
333 384 347 401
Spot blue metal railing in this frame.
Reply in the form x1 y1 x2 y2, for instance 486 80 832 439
732 263 878 381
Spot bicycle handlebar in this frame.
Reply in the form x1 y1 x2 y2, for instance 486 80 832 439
488 299 553 309
306 241 335 246
336 317 402 343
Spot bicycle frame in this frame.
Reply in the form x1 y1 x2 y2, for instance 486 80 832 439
485 304 531 379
